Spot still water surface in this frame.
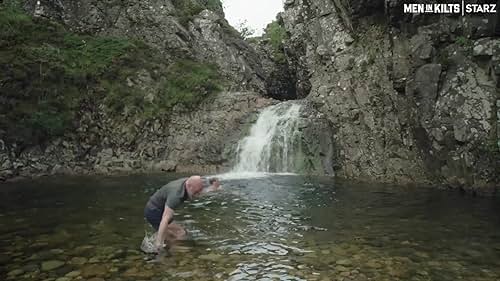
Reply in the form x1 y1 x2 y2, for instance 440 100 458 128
1 174 500 281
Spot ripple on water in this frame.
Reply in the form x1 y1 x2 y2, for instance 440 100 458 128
228 261 306 281
220 241 314 256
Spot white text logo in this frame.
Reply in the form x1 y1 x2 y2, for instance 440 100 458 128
403 2 496 16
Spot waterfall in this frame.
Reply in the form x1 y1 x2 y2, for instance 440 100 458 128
231 102 302 174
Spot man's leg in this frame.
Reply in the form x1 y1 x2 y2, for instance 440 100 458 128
143 206 173 255
144 206 163 231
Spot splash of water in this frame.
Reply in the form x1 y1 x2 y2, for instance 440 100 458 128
231 103 302 174
140 231 158 254
217 172 297 180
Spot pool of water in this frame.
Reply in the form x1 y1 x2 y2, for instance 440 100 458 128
1 174 500 281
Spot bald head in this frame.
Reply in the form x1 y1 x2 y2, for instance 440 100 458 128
185 175 204 198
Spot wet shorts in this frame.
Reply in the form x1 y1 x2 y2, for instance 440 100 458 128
144 203 163 231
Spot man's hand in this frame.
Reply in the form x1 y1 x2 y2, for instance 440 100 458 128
156 207 175 249
167 223 187 240
154 239 166 251
153 240 171 257
206 184 222 193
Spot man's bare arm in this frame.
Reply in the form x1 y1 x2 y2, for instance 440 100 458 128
205 184 222 193
205 186 216 192
156 206 174 248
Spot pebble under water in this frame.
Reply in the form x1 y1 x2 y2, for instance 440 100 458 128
1 174 500 281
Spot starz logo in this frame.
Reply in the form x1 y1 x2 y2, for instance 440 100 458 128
403 2 497 15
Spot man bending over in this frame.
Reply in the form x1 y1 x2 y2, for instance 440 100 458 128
144 176 204 252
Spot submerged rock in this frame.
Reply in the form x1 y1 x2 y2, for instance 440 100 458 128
41 260 65 271
69 257 87 265
122 267 154 278
65 270 81 278
7 269 24 276
365 260 382 269
336 259 353 266
335 265 350 272
198 253 223 261
81 264 107 278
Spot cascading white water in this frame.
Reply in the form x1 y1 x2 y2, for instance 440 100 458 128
231 102 302 174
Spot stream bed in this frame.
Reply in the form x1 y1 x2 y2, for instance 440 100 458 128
1 173 500 281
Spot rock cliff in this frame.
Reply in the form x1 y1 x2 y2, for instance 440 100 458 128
23 0 266 92
274 0 499 193
0 0 271 180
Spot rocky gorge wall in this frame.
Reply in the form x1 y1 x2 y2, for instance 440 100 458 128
0 0 274 180
0 0 338 182
0 91 273 179
275 0 499 194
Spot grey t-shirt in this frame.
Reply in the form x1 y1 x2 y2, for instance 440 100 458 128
147 177 189 210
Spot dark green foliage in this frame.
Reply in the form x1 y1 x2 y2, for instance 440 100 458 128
0 2 107 144
263 21 288 63
203 0 223 11
103 59 223 117
35 35 135 76
27 102 71 137
161 60 222 109
455 36 473 49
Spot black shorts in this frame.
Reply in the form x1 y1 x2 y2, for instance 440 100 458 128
144 203 163 231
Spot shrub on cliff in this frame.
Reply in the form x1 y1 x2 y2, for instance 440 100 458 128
235 20 256 39
161 60 222 109
264 21 288 63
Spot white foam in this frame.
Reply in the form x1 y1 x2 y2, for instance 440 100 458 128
140 231 158 254
232 103 302 173
214 172 298 180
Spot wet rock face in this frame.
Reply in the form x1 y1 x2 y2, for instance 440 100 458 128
280 0 500 192
296 102 338 175
165 92 274 172
250 39 298 100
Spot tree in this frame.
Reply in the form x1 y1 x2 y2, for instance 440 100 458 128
235 20 255 39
